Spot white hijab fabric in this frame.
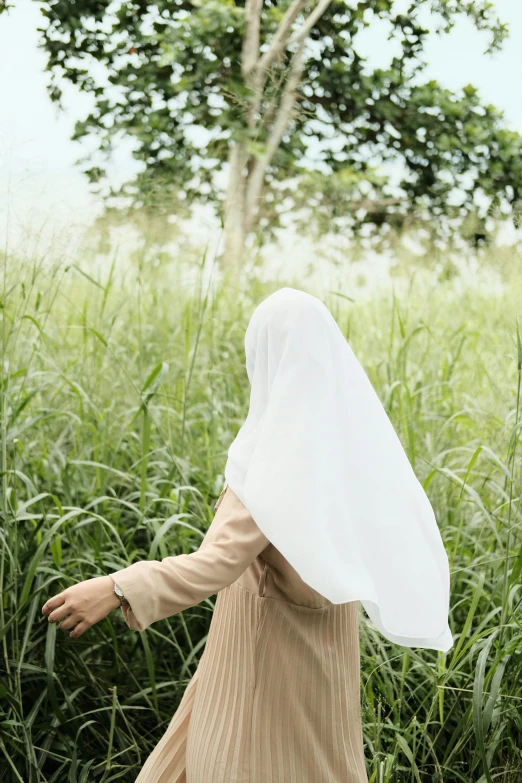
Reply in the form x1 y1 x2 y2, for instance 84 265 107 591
224 287 453 652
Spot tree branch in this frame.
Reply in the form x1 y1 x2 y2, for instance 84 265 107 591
242 0 264 80
247 0 332 135
243 0 334 232
245 41 306 231
256 0 307 76
287 0 333 46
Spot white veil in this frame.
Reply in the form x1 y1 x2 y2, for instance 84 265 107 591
224 287 453 652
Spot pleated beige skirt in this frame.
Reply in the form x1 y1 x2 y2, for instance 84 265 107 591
111 485 368 783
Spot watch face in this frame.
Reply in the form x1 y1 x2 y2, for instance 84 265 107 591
113 583 123 598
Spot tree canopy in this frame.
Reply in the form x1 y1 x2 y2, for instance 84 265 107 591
18 0 522 256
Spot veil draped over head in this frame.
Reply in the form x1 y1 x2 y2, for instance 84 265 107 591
224 287 453 652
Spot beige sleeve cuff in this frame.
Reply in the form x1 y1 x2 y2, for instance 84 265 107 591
109 486 269 632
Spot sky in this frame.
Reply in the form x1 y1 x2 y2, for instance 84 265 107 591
1 0 521 253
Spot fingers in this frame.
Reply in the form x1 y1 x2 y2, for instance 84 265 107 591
42 576 114 639
42 591 67 616
45 601 91 638
47 603 70 624
69 621 90 639
56 613 77 631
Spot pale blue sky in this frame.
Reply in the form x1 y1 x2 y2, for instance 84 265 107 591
1 0 521 247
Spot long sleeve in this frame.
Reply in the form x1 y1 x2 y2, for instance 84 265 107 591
109 484 270 632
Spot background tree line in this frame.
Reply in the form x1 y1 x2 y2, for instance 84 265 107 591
4 0 521 267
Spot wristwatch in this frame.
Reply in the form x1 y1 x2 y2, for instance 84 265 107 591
112 581 128 608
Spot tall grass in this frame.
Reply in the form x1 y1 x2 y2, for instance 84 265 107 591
0 251 521 782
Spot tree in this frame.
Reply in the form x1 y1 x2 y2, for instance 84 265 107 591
23 0 522 266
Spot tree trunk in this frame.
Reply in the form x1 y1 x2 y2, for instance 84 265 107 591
222 143 247 275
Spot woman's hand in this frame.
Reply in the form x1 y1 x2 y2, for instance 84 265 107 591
41 575 121 638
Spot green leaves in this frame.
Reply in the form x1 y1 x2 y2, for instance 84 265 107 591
33 0 521 249
472 633 509 783
141 361 169 399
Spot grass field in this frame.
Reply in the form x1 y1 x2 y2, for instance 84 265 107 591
1 250 521 782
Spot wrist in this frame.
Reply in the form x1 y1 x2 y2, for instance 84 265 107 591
108 575 128 609
107 575 123 609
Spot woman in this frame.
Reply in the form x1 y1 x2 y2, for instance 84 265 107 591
42 286 453 782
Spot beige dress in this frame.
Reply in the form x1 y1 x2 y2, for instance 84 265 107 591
110 484 368 783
